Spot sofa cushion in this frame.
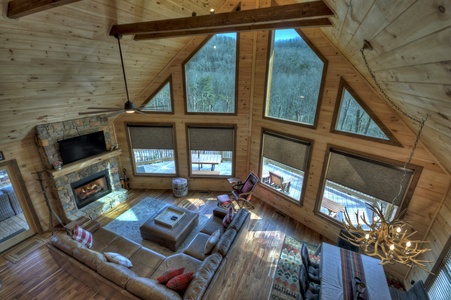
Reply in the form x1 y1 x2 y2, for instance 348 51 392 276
183 253 222 300
150 253 201 281
183 233 211 261
228 209 249 231
157 267 185 284
166 272 194 292
50 233 87 256
126 277 182 300
92 228 142 257
97 261 137 288
72 224 93 248
183 252 223 300
213 228 237 257
222 206 234 228
200 216 224 236
129 247 166 278
205 229 221 254
73 247 107 270
105 252 133 267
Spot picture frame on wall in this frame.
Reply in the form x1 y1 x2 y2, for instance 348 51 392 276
0 151 4 161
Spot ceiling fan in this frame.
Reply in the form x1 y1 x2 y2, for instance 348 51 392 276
79 34 162 117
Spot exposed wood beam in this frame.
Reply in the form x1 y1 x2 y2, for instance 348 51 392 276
110 1 333 37
134 18 332 40
7 0 82 19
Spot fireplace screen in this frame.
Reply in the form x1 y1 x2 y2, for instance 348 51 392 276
71 171 112 209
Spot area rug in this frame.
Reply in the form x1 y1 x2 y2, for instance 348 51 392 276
104 197 209 257
3 235 47 263
269 235 320 300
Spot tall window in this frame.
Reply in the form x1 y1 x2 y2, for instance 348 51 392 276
187 126 234 176
127 125 176 175
318 147 421 227
185 33 237 113
141 78 173 112
260 131 311 203
265 29 325 126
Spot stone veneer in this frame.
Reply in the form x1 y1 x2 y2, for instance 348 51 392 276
35 116 127 223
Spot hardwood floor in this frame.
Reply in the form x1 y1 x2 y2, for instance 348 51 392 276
0 189 332 300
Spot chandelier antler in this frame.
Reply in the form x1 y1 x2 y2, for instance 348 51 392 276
341 203 433 273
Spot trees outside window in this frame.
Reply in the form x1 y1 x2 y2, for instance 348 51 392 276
185 33 237 113
265 29 325 125
141 78 173 112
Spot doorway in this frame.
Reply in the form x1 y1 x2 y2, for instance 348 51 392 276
0 160 41 253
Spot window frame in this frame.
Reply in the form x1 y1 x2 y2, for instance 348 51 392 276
263 29 328 129
182 33 239 116
315 145 423 226
126 122 179 177
140 76 175 114
186 124 236 178
258 129 313 205
330 78 402 146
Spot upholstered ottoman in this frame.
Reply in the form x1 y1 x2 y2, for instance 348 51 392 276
140 205 199 251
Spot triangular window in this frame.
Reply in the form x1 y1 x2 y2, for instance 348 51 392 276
333 79 400 145
141 78 173 112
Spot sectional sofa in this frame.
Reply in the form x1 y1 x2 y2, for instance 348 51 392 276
47 207 250 300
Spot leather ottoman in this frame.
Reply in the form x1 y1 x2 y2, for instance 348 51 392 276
140 205 199 251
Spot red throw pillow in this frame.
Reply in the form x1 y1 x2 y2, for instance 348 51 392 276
222 206 234 228
166 272 194 292
157 267 185 284
72 224 93 248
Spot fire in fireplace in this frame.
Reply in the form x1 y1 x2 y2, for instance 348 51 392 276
71 170 112 209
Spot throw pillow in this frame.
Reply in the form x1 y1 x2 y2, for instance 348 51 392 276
222 206 234 228
204 229 221 254
166 272 194 292
72 224 93 248
104 252 133 268
157 267 185 284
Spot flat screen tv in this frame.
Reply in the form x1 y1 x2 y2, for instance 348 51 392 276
58 131 107 165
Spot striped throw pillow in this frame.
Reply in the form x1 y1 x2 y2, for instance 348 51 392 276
72 224 93 248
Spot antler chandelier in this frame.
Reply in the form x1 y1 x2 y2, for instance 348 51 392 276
341 40 432 273
341 204 432 272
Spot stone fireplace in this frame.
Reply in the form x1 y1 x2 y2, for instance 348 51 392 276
35 115 128 223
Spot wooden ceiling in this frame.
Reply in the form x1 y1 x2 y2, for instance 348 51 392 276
0 0 450 176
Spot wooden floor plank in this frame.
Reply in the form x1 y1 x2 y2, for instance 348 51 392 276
0 189 332 299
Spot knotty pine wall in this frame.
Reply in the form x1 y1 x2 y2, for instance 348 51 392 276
113 24 450 281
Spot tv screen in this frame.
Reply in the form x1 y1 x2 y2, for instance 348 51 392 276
58 131 107 165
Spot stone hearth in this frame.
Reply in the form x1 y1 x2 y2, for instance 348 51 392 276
36 116 127 223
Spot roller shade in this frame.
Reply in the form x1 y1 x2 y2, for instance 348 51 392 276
128 125 174 149
326 150 413 204
188 127 234 151
262 132 310 171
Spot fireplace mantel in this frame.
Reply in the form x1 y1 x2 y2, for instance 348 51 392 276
47 149 122 179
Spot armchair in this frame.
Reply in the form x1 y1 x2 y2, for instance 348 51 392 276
231 171 259 210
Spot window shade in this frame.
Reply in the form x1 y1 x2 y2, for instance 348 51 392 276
326 150 413 205
128 125 174 149
188 127 234 151
262 132 309 171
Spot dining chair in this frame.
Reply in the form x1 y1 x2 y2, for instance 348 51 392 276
301 243 321 284
299 265 320 300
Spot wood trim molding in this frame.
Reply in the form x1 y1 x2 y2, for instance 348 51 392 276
110 1 333 37
7 0 82 19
